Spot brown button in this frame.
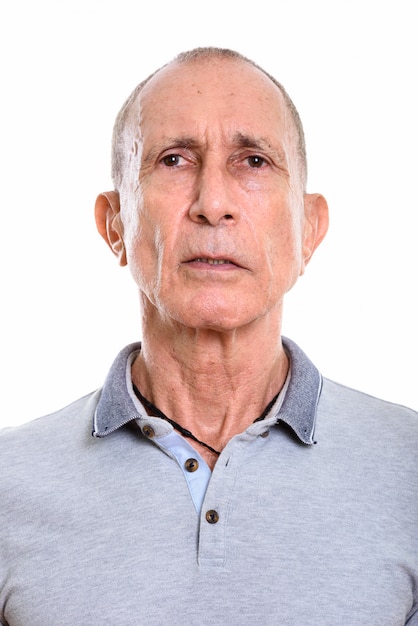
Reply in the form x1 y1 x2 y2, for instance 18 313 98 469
142 425 155 438
185 458 199 472
260 430 270 438
205 510 219 524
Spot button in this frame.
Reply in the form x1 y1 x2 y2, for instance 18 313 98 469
205 510 219 524
260 430 270 438
185 458 199 472
142 425 155 438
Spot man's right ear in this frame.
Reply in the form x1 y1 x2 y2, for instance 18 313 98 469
94 191 127 267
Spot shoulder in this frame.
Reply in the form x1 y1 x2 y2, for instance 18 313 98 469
319 377 418 445
0 389 101 464
321 377 417 417
0 390 106 525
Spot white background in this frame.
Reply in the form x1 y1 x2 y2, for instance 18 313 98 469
1 0 417 427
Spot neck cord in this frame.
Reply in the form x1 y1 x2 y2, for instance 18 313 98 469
132 382 280 458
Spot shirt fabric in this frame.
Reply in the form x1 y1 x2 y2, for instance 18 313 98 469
0 337 417 625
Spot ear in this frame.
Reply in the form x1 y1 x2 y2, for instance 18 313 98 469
94 191 127 266
300 193 329 275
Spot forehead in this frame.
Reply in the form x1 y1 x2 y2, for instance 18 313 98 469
135 57 292 144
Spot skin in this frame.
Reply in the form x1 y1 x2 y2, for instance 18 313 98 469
95 57 329 469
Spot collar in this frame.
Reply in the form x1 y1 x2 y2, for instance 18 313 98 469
92 337 322 444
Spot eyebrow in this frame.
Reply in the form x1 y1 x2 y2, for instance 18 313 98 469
142 136 199 165
232 132 272 151
231 132 286 162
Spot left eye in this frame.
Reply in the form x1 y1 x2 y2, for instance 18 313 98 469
247 155 266 168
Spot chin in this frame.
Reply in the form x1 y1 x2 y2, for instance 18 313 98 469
156 288 273 332
170 305 263 333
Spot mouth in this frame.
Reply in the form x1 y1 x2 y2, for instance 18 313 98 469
182 255 246 273
182 251 248 272
193 257 237 266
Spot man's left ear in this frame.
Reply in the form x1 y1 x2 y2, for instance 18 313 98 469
94 191 127 267
300 193 329 274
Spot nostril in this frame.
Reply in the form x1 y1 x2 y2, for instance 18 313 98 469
192 212 234 225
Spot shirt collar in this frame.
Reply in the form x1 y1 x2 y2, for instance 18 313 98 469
92 337 322 444
279 337 322 444
92 343 143 437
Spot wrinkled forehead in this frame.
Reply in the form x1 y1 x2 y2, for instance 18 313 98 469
135 57 293 142
140 56 284 98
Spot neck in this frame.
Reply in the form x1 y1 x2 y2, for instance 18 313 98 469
132 308 288 468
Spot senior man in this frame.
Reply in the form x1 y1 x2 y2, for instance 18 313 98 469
1 48 417 625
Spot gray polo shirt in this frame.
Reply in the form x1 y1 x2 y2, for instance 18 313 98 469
1 338 417 625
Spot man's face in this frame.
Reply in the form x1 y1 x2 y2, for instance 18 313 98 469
117 58 316 332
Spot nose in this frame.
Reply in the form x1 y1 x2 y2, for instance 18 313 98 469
189 162 240 226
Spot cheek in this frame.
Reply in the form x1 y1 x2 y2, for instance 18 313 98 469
124 214 173 299
264 215 305 283
121 206 156 283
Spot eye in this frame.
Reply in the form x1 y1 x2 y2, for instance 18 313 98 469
247 155 267 168
161 154 181 166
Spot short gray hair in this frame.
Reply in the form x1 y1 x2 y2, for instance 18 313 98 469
111 47 307 190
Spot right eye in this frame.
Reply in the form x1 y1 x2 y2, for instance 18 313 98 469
161 154 182 166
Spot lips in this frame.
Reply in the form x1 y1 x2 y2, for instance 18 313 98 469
194 258 235 266
182 250 247 270
184 255 245 270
